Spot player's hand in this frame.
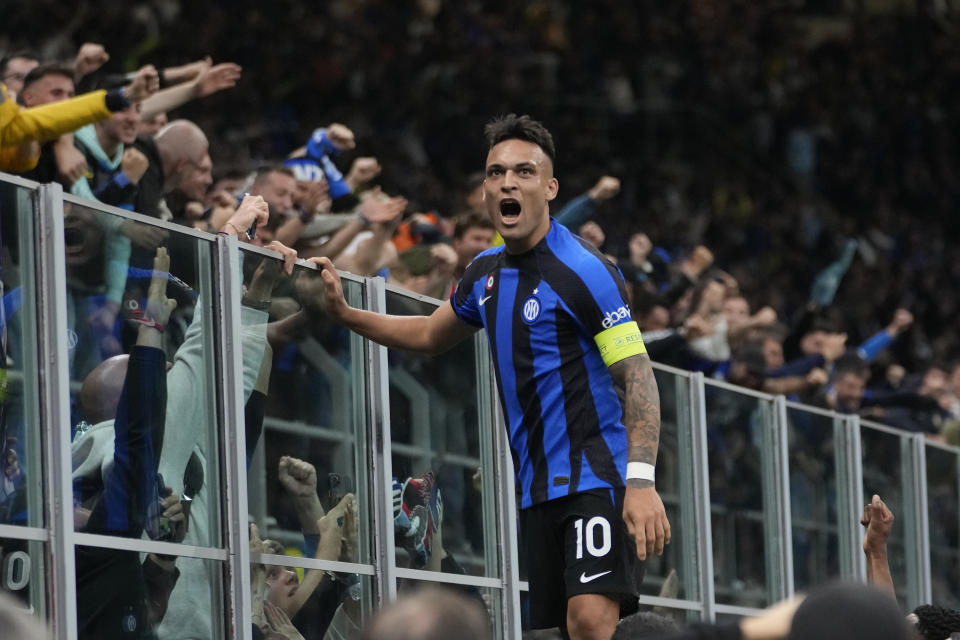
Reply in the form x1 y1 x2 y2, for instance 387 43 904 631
305 256 350 321
623 485 670 561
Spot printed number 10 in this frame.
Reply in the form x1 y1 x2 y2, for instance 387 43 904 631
573 517 612 559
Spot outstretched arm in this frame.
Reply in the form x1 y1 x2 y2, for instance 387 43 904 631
609 353 671 561
306 256 477 355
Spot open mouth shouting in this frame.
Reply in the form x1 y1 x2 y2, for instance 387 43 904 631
499 198 521 225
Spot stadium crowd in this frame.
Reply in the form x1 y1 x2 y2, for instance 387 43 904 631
1 0 960 638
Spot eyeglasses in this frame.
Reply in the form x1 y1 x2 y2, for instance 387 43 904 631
2 72 26 84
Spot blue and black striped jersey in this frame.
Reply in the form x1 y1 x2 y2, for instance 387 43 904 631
451 220 647 508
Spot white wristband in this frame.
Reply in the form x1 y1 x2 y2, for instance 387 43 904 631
626 462 656 482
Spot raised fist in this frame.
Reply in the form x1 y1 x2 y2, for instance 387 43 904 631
74 43 109 78
125 65 160 103
121 147 149 184
278 456 318 498
588 175 621 201
326 123 356 150
347 156 381 186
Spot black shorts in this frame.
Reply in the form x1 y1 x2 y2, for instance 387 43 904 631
520 488 643 630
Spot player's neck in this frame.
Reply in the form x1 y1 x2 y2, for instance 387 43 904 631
504 217 551 255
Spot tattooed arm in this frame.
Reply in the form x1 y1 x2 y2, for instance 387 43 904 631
609 353 672 560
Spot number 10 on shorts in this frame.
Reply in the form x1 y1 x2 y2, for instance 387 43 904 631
574 516 612 559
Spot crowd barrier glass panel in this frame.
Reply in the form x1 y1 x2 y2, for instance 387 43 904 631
62 200 227 549
2 179 50 629
786 406 839 592
860 422 909 606
0 180 44 530
383 286 498 580
925 443 960 610
240 253 373 575
703 382 775 608
640 368 699 603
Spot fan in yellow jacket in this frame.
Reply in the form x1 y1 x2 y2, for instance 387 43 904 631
0 65 159 172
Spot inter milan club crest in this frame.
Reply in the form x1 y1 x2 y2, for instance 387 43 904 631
486 274 495 290
522 296 541 324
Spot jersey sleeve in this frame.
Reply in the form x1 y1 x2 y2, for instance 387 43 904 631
449 256 487 328
571 253 647 367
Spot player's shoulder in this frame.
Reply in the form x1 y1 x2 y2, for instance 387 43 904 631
463 245 505 278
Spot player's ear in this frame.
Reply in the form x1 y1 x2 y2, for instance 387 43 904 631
545 177 559 201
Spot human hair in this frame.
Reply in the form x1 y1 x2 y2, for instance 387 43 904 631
361 586 487 640
912 604 960 640
453 210 495 239
21 63 74 91
254 165 297 186
611 610 681 639
483 113 556 164
0 50 39 76
832 353 870 381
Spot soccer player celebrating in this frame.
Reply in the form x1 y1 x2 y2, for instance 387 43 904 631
310 114 669 640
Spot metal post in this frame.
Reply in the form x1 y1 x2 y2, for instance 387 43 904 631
762 395 793 600
836 414 866 580
482 336 521 637
902 434 931 609
366 277 397 603
16 184 47 619
214 235 253 640
36 183 77 638
689 372 716 621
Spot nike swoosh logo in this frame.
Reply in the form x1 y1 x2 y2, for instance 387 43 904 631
478 295 492 306
579 570 612 583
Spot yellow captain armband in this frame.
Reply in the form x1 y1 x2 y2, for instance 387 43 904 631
594 321 647 367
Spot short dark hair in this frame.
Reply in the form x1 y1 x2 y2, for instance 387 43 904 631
612 611 681 640
832 353 870 381
0 50 39 76
22 63 74 91
483 113 556 164
254 165 297 185
912 604 960 640
453 210 494 239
